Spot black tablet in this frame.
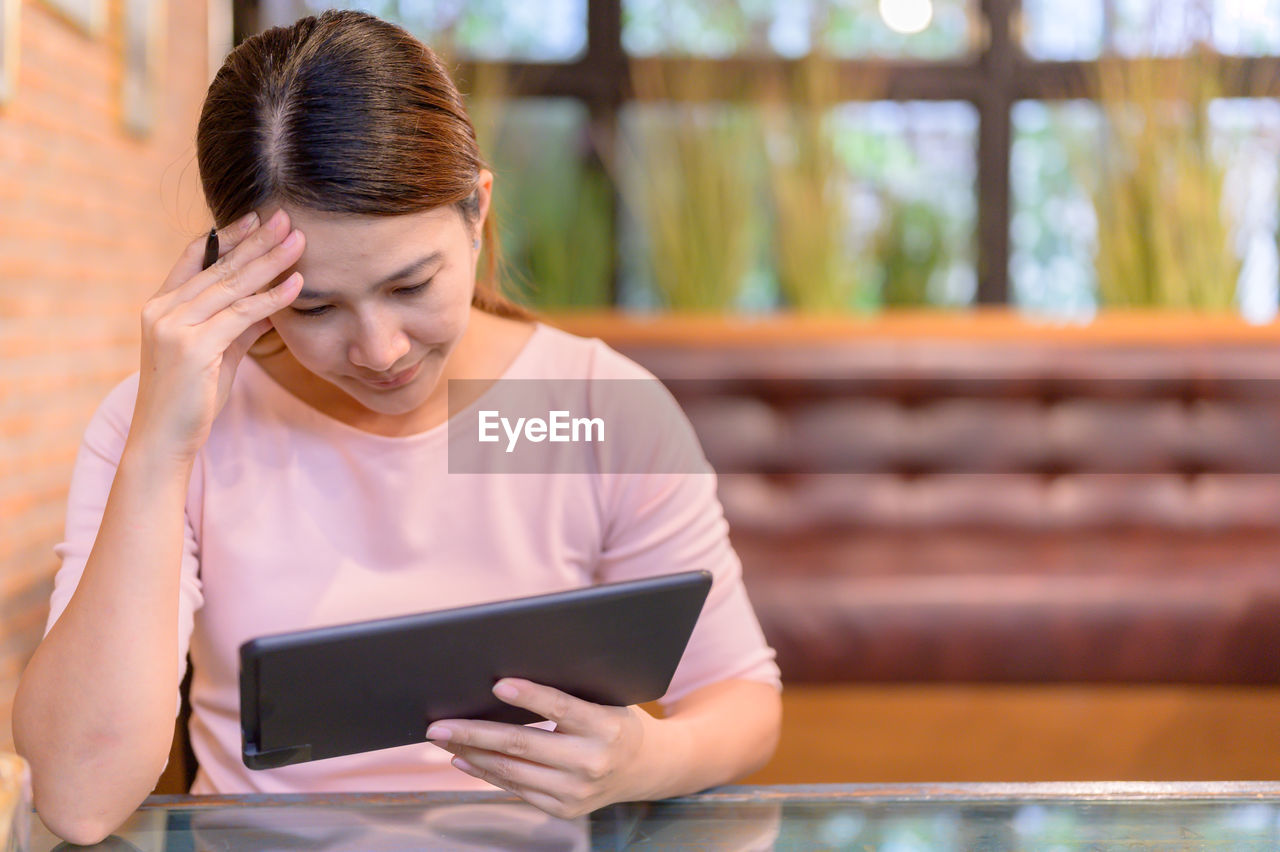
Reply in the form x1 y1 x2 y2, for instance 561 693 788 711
238 570 712 770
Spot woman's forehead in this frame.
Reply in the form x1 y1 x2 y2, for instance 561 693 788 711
261 205 463 291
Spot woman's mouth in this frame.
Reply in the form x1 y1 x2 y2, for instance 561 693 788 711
363 361 422 389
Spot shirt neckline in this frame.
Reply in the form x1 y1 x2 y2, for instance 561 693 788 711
238 321 549 445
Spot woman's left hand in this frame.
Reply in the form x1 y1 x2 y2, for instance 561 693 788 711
425 678 669 819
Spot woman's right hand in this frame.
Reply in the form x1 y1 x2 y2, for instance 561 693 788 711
130 208 306 466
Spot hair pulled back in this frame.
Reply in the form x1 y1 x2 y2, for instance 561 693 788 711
196 9 525 320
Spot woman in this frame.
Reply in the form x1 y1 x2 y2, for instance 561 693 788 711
12 10 781 845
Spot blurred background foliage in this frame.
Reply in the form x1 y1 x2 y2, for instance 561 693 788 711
760 53 878 313
470 79 614 310
296 0 1280 319
1089 47 1239 311
616 62 762 312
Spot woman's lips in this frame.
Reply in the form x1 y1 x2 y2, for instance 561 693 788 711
364 361 422 389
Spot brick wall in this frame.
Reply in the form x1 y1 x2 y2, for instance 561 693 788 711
0 0 213 752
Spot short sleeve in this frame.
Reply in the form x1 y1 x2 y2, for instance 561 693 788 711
45 373 204 719
587 342 781 706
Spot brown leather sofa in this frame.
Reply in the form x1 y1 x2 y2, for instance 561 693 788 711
609 331 1280 783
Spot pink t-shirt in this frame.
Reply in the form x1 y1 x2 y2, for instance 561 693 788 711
45 322 780 795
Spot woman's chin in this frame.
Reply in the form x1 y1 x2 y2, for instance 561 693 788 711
350 367 443 414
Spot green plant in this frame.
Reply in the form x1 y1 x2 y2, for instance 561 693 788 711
467 66 612 310
615 59 761 312
510 131 613 309
875 196 947 306
1086 47 1239 310
760 53 878 312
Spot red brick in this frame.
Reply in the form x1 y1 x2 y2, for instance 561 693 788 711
2 0 210 719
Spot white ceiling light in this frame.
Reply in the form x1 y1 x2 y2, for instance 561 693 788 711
879 0 934 35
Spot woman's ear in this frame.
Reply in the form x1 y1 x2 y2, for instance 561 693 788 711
473 169 494 245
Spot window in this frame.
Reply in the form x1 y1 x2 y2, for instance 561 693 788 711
290 0 587 60
247 0 1280 315
622 0 975 59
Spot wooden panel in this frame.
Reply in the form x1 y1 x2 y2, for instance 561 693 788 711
743 684 1280 785
545 310 1280 347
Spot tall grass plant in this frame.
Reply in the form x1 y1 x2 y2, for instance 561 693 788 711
615 59 762 312
1086 47 1240 310
467 64 613 310
759 53 880 312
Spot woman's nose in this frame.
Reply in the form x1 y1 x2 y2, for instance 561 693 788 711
348 313 410 373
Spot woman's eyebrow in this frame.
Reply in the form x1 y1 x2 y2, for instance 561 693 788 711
296 251 444 300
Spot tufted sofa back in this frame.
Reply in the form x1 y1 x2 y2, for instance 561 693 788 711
613 338 1280 685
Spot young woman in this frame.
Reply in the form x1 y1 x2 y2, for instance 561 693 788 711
12 10 780 845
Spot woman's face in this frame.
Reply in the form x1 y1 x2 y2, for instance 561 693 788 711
258 177 489 417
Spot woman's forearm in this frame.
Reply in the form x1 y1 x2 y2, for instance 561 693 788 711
639 679 782 801
12 441 193 845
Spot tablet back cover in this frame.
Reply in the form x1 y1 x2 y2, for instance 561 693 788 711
239 570 711 769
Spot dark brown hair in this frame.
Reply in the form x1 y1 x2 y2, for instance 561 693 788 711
196 9 528 323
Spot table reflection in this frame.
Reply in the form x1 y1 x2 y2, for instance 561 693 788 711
185 800 587 851
35 795 780 851
32 783 1280 851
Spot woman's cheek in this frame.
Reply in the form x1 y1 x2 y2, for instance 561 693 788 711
420 289 471 340
273 322 331 365
430 308 468 342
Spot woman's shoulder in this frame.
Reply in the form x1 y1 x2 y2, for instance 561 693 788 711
80 366 261 454
524 321 655 383
525 322 704 468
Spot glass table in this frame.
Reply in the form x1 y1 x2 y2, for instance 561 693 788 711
29 782 1280 850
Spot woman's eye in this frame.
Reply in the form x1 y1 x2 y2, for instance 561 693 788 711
290 281 429 317
394 282 429 298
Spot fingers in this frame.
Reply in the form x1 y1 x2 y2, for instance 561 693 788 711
426 682 638 821
221 317 275 368
199 272 303 354
183 225 304 324
443 747 562 795
425 681 620 769
157 210 260 296
167 209 302 319
427 717 565 766
137 206 302 399
489 679 601 736
446 752 592 820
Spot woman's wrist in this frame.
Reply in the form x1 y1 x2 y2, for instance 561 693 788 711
627 710 695 803
627 681 781 803
119 434 198 487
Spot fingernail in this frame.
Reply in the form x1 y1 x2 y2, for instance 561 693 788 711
452 757 474 773
282 229 301 250
493 682 518 700
238 210 259 231
426 725 452 742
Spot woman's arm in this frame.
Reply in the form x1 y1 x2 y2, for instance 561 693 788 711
13 445 193 845
15 213 300 845
631 677 782 798
425 675 782 819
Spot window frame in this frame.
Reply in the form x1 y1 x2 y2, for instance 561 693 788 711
236 0 1280 307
